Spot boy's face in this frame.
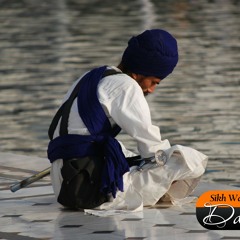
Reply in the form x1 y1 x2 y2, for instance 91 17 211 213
131 73 161 96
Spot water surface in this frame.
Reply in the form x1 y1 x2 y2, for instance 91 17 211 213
0 0 239 186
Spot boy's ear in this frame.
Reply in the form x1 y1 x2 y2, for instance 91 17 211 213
131 73 138 80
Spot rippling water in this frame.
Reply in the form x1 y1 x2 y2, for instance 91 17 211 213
0 0 239 186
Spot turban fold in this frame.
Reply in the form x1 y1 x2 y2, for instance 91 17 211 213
122 29 178 80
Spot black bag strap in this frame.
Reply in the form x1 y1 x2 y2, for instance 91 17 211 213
48 68 122 140
59 85 81 137
48 102 65 140
48 78 82 140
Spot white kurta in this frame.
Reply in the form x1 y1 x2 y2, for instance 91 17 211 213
51 66 208 214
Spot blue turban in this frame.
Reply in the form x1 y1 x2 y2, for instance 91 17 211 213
122 29 178 80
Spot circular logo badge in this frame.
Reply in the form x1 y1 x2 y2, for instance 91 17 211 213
196 190 240 230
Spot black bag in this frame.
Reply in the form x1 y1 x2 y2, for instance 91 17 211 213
58 156 108 209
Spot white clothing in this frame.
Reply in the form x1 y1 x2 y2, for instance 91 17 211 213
86 145 207 216
53 66 170 157
50 66 208 213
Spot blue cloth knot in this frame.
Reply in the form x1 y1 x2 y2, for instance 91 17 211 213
101 135 129 197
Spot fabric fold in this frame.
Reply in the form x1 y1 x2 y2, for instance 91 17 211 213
85 144 208 216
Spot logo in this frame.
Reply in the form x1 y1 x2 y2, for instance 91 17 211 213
196 190 240 230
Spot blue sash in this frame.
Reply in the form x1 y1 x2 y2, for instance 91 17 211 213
47 66 129 197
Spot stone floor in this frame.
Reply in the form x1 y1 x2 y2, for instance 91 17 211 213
0 152 240 240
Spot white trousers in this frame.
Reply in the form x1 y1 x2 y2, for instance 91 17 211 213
51 145 208 214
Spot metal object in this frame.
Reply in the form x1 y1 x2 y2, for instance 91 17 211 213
155 150 168 166
10 167 51 192
136 150 168 171
137 160 147 171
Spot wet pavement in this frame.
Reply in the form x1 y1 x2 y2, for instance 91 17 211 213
1 152 240 240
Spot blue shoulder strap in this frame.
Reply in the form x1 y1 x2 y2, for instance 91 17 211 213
77 66 128 197
77 66 112 135
48 66 121 140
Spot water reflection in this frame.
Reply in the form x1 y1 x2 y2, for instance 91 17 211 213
0 0 239 186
